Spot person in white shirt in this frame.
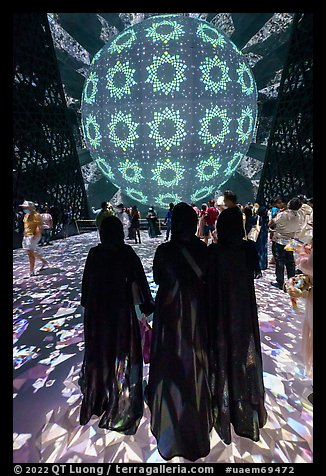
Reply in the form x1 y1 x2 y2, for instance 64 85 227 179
295 195 313 244
270 197 302 289
115 203 130 240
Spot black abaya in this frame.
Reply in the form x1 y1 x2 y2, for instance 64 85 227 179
147 205 213 461
208 206 267 444
79 242 154 434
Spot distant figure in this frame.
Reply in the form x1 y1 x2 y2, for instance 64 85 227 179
19 200 49 277
14 207 24 238
243 205 258 237
191 202 200 217
146 206 161 238
196 203 207 239
50 205 59 237
130 205 141 244
268 197 283 265
62 207 73 239
95 202 114 231
204 199 218 245
163 203 174 241
216 196 226 213
40 206 53 246
147 203 213 461
79 216 155 433
270 197 302 290
296 195 313 244
208 190 267 445
115 203 130 240
255 206 269 270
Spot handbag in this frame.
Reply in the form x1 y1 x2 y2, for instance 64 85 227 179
247 216 261 242
138 316 152 364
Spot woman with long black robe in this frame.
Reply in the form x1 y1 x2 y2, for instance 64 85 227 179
208 191 267 445
255 206 269 270
147 203 213 461
79 216 155 434
146 206 161 238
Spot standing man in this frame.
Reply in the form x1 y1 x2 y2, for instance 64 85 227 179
270 197 302 290
20 200 49 277
204 199 219 245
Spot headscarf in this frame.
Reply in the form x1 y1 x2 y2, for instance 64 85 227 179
216 206 245 245
99 215 124 247
171 202 198 241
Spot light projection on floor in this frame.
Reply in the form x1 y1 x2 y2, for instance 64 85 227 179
81 14 258 207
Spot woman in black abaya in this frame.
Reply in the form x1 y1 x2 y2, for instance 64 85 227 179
147 203 213 461
208 191 267 445
79 216 154 434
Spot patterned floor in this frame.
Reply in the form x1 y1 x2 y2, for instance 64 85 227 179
13 231 313 463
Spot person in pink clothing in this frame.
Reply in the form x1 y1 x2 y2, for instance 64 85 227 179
295 242 313 403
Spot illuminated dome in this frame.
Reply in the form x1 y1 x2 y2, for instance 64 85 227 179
81 14 258 208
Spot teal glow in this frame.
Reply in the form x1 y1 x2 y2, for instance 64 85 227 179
151 158 185 186
106 60 137 99
147 107 187 150
145 19 185 43
196 156 222 181
118 158 144 183
198 105 232 147
145 51 187 96
108 111 139 151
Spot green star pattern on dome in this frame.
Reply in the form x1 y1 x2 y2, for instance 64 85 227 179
81 15 258 207
156 192 182 208
108 29 137 55
196 22 226 49
224 152 243 177
125 187 148 204
190 185 215 202
145 51 187 96
84 114 102 149
151 158 185 187
198 105 231 147
196 155 222 181
117 158 144 183
145 19 185 43
147 107 187 150
106 61 137 100
199 56 231 94
83 72 99 104
108 111 139 151
236 106 254 144
96 158 117 185
237 62 254 96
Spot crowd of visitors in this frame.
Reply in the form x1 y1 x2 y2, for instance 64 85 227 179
15 189 313 459
78 189 313 461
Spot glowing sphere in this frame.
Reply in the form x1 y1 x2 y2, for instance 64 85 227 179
81 14 257 208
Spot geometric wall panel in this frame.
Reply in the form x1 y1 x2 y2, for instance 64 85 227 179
13 13 89 237
256 13 313 206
